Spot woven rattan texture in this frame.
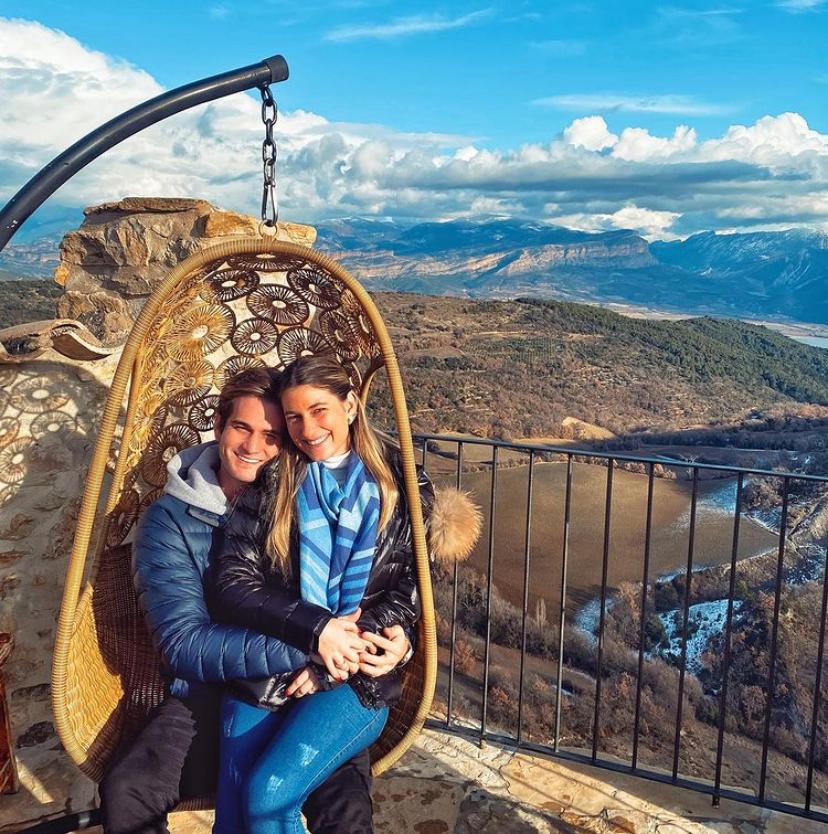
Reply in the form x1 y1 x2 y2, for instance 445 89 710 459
61 244 430 782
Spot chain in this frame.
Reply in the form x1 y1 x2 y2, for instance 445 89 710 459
260 85 278 227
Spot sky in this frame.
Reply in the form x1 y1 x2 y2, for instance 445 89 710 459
3 1 828 240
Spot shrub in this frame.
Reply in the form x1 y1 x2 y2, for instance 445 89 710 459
654 581 679 612
644 614 668 651
435 611 452 645
453 637 477 676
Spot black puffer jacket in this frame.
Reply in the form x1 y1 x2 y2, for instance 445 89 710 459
208 444 434 710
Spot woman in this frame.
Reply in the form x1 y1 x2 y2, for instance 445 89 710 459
209 355 433 834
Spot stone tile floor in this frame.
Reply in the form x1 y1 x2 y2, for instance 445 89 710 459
149 728 825 834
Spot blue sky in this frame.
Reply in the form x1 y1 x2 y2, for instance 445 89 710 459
4 2 828 238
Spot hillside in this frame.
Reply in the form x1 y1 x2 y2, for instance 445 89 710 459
315 219 828 324
0 279 61 330
369 293 828 442
0 235 63 280
5 279 828 447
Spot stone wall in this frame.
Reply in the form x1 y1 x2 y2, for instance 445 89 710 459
0 200 315 829
0 350 117 827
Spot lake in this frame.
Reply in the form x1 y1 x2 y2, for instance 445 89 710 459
792 335 828 350
439 461 778 615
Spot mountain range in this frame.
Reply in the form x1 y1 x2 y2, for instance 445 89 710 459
313 218 828 325
3 211 828 325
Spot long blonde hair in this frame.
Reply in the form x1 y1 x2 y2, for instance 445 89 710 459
267 356 398 575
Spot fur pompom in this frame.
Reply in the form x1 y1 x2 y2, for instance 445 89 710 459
428 487 482 564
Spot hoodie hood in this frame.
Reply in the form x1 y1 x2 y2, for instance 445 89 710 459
163 441 228 517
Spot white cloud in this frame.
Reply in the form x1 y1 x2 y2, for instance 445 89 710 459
563 116 618 151
324 9 492 42
0 18 472 222
5 18 828 240
0 18 161 150
533 93 730 116
549 204 681 240
453 146 481 162
695 112 828 167
612 125 697 161
776 0 826 11
560 113 828 169
611 205 681 238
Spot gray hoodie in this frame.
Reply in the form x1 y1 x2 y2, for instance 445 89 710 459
165 441 301 708
163 441 228 517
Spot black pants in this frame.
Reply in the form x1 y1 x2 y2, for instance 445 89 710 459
99 694 374 834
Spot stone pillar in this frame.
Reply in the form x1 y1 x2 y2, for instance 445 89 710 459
54 197 316 346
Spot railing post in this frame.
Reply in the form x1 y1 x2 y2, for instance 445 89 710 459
480 446 499 746
554 454 573 752
758 477 789 803
805 536 828 813
446 441 464 727
517 451 535 745
673 466 699 780
631 462 655 771
592 459 614 762
713 472 744 806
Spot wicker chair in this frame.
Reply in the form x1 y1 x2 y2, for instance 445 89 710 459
51 237 436 802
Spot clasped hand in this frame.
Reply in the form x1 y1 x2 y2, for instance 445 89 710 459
316 609 366 680
287 611 411 697
357 626 410 678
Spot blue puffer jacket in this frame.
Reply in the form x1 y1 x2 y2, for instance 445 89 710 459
132 442 306 700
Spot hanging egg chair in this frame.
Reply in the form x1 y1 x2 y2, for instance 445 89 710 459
50 236 436 795
0 57 441 805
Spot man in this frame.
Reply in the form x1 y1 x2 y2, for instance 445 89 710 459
100 368 410 834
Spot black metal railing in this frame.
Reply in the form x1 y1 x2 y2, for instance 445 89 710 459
416 432 828 822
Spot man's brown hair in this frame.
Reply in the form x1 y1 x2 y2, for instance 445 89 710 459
216 367 282 426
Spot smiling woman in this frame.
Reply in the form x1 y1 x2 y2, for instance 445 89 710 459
208 351 435 834
282 383 356 461
267 355 401 575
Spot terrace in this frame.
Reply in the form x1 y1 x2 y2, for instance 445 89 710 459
3 44 828 834
128 432 796 832
155 727 820 834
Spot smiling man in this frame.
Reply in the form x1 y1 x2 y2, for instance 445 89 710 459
214 388 284 499
99 368 392 834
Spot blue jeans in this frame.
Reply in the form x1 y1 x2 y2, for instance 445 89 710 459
214 686 388 834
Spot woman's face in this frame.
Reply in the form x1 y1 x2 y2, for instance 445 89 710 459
281 383 357 461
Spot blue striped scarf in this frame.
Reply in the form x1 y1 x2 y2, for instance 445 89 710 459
297 454 381 615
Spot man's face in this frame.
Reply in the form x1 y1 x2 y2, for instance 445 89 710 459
214 395 284 499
